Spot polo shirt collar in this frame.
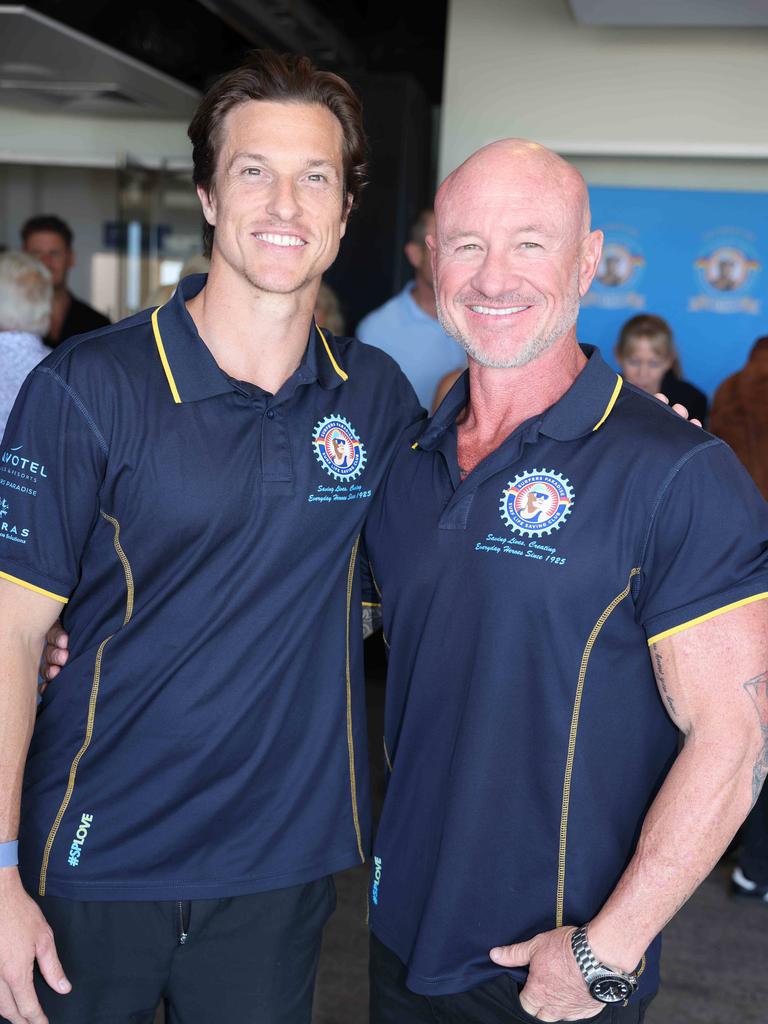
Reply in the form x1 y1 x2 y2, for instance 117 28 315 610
414 345 622 450
151 273 348 404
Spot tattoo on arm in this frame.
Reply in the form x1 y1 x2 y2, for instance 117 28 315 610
743 671 768 807
651 643 684 729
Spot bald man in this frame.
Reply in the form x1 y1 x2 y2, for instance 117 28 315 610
364 140 768 1022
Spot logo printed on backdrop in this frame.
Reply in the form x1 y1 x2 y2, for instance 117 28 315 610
690 230 761 315
499 469 574 538
582 228 646 312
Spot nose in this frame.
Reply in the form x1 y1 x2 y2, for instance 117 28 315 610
470 248 523 299
266 175 302 222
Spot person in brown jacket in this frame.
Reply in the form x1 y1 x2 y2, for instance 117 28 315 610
710 335 768 502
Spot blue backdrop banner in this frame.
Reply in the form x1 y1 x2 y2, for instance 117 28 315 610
578 185 767 398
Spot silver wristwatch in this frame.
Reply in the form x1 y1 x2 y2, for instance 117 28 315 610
570 926 640 1004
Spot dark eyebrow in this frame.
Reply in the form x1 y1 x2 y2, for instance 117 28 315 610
228 151 269 170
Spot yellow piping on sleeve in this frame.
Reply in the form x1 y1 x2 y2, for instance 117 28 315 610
317 326 348 382
647 592 768 646
151 306 182 404
0 571 68 604
592 374 622 432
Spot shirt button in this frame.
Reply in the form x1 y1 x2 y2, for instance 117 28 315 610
266 409 274 419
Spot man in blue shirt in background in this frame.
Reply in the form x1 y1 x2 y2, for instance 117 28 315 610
357 209 465 410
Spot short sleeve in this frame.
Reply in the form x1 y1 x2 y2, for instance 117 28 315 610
636 439 768 644
0 367 107 602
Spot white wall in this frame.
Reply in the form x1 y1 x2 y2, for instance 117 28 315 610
440 0 768 188
0 105 192 170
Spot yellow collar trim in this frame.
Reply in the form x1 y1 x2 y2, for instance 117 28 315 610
151 306 182 404
317 326 348 382
592 373 622 432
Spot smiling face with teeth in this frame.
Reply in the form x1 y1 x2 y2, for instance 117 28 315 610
197 100 349 301
430 140 602 370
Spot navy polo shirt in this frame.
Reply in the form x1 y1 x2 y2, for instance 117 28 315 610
364 346 768 998
0 273 421 901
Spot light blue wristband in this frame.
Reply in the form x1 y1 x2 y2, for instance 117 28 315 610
0 840 19 868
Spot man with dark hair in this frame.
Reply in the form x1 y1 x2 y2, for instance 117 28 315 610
0 52 420 1024
357 208 465 409
21 216 110 349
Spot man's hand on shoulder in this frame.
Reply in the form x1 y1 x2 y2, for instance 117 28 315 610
0 869 70 1024
489 926 603 1021
654 393 702 428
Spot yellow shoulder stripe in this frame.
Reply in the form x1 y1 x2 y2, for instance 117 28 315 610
317 326 348 382
592 374 622 432
151 306 182 404
0 570 68 604
648 592 768 645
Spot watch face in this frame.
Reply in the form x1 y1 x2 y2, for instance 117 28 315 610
589 976 632 1003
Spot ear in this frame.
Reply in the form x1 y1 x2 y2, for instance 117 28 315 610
197 184 217 228
339 192 354 240
578 229 603 297
426 233 438 281
404 240 422 271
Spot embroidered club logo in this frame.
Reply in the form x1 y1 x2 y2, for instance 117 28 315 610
312 415 367 481
500 469 574 537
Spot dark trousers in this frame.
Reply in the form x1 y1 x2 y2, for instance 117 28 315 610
740 780 768 884
370 933 653 1024
15 877 335 1024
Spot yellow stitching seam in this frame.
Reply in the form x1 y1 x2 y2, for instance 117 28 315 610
151 306 182 404
39 512 135 895
592 374 622 432
0 571 67 604
647 592 768 646
317 326 348 382
345 536 365 861
556 567 641 927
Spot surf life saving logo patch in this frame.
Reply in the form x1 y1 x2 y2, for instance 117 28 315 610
499 469 574 537
312 415 367 481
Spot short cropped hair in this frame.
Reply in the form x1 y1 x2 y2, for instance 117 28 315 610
20 215 73 249
0 252 53 336
188 50 368 258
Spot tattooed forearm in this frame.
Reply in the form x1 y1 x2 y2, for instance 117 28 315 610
743 671 768 807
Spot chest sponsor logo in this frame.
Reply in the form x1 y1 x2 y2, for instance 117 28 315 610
499 469 574 538
0 499 30 544
312 415 367 482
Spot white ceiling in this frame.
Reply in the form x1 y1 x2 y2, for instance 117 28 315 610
569 0 768 27
0 6 200 119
